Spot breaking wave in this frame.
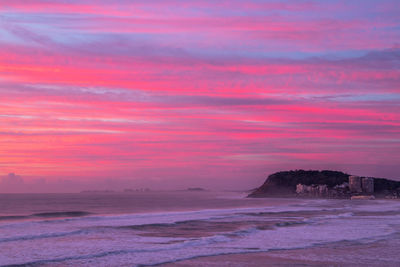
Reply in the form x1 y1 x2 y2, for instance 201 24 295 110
0 211 92 221
1 198 399 266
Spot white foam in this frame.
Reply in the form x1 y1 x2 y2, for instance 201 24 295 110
1 199 399 266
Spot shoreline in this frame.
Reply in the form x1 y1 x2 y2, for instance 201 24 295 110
158 252 328 267
159 236 400 267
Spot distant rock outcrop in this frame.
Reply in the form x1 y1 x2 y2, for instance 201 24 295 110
248 170 400 199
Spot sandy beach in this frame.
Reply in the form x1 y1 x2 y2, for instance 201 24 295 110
161 235 400 267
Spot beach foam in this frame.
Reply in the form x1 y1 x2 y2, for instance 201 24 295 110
0 194 399 266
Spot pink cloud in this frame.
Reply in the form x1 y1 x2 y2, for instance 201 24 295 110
1 1 399 189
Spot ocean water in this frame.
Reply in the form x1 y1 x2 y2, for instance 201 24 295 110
0 191 399 266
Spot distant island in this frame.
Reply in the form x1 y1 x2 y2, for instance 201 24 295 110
187 187 206 191
248 170 400 199
123 188 150 192
80 190 115 194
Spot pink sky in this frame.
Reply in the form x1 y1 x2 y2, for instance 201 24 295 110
1 0 399 192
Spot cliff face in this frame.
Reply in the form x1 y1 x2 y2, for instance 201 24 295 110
248 170 400 198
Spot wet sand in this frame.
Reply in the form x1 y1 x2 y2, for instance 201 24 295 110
161 236 400 267
161 253 327 266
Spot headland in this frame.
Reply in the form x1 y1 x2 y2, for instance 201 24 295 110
248 170 400 199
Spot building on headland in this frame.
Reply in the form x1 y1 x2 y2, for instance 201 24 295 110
296 175 375 198
349 175 362 193
295 184 329 197
350 175 374 195
361 177 374 194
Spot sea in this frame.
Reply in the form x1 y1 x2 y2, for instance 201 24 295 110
0 191 399 266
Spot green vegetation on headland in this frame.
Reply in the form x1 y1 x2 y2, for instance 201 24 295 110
248 170 400 199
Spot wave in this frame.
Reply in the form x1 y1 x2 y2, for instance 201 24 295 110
3 231 395 267
1 212 398 266
0 215 27 221
275 221 308 227
0 249 135 267
32 211 91 218
0 211 92 221
0 229 88 243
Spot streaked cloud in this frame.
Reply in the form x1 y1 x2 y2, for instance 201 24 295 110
1 0 399 188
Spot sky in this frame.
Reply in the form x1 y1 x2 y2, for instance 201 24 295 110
0 0 399 192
